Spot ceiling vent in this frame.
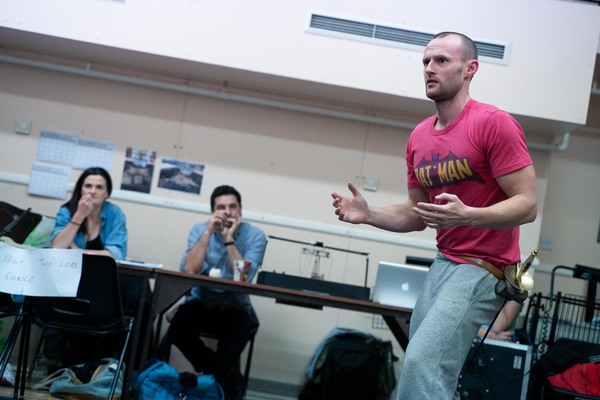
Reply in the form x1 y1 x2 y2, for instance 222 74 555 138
308 14 510 65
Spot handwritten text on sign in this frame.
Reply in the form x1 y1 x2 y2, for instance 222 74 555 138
0 242 82 297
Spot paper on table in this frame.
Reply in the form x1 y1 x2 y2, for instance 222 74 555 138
117 259 163 269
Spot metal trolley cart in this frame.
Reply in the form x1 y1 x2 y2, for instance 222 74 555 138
518 264 600 399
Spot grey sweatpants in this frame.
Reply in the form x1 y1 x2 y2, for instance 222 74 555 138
395 253 505 400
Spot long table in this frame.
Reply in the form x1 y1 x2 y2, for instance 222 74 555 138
145 268 412 351
119 265 413 398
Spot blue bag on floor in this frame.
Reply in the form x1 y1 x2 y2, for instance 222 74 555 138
132 359 224 400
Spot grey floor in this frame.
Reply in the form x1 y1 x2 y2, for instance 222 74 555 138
246 391 297 400
245 378 302 400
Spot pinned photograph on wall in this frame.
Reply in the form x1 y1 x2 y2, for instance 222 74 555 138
120 147 157 194
158 159 205 195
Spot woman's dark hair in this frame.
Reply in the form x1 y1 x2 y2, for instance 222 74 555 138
63 167 112 233
210 185 241 211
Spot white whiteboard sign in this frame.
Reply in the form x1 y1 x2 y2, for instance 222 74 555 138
0 242 82 297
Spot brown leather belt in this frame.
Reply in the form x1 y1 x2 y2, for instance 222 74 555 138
455 255 505 280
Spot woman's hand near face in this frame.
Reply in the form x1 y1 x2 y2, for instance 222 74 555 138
76 194 94 219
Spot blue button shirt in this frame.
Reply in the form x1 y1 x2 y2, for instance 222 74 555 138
180 221 267 326
51 201 128 260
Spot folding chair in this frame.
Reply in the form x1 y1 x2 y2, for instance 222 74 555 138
29 254 135 400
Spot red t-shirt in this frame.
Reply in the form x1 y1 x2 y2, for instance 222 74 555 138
406 99 532 268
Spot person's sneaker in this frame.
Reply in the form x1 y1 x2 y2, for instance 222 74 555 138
1 364 15 386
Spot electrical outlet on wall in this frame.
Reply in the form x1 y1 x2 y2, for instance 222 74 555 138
15 119 31 135
363 177 379 191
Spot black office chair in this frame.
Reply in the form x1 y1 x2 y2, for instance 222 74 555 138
28 254 135 400
157 309 257 400
0 201 42 244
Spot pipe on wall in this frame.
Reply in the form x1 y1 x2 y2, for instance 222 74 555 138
0 53 575 151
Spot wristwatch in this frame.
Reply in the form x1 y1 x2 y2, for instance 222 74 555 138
224 241 235 247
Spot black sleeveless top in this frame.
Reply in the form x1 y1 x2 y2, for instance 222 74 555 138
86 236 104 251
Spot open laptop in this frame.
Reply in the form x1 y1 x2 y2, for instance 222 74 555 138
372 261 429 309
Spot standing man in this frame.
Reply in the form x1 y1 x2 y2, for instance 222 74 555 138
169 185 267 400
331 32 537 399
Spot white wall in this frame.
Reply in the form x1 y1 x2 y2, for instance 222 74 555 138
533 133 600 296
1 0 599 124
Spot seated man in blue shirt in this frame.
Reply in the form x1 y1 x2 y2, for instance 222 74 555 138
168 185 267 399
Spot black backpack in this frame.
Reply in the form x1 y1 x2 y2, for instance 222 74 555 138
300 331 396 400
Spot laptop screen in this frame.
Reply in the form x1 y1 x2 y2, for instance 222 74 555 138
372 261 428 309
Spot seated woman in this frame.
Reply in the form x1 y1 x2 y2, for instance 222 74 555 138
51 166 127 259
45 167 128 368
